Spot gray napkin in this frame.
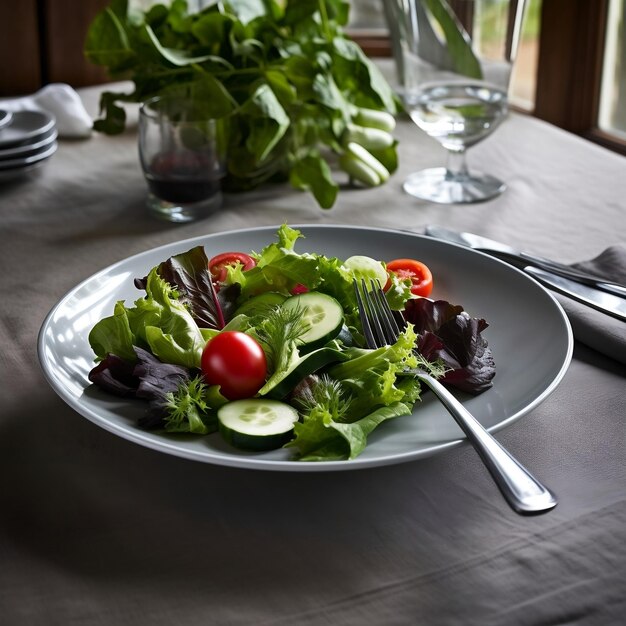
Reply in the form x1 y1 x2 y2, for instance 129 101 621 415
554 244 626 364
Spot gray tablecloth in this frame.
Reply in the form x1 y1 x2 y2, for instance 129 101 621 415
1 81 625 625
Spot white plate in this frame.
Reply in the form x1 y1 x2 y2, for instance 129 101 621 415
0 141 57 170
0 110 55 148
0 127 57 159
38 225 573 472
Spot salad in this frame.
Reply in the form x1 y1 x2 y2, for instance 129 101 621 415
88 225 495 461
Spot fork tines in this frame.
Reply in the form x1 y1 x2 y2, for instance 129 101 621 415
353 278 405 349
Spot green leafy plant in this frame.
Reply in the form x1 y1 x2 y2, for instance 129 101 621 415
84 0 401 208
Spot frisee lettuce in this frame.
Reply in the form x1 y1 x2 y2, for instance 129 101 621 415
285 325 424 461
162 376 226 434
328 323 420 418
227 225 321 298
292 402 415 461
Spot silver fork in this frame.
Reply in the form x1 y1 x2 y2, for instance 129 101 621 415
354 279 558 516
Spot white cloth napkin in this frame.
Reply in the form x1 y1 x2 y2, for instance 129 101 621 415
0 83 93 139
555 244 626 364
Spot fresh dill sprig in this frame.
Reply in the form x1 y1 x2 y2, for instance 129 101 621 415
251 304 308 374
413 351 449 380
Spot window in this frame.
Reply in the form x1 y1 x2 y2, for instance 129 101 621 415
509 0 541 110
598 0 626 140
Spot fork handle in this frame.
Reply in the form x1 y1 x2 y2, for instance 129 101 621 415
415 372 557 515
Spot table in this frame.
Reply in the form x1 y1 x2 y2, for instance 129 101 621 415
1 82 625 625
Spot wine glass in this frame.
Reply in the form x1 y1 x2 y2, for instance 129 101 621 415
393 0 527 204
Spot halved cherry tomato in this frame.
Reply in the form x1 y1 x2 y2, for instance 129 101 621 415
209 252 256 283
385 258 433 297
201 331 267 400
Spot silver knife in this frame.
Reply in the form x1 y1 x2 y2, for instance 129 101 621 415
424 226 626 299
424 226 626 322
523 267 626 322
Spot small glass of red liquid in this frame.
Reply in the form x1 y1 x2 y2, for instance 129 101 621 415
139 96 224 222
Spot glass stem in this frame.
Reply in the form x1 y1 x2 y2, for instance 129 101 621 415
446 149 469 180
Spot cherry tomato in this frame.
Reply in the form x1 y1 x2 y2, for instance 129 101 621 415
290 283 309 295
386 258 433 297
201 331 267 400
209 252 256 283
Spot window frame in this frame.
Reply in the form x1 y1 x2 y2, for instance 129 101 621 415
534 0 626 155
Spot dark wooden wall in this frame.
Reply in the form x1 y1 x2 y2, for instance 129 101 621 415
0 0 392 96
0 0 110 96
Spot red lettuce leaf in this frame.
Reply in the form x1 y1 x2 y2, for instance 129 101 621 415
88 347 192 428
404 299 496 394
132 347 190 403
88 353 138 397
135 246 234 329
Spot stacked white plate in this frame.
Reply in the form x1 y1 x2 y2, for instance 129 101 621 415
0 109 58 182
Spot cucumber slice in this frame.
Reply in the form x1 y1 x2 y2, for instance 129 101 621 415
281 291 344 353
234 292 287 317
218 399 299 451
265 347 347 399
344 255 388 289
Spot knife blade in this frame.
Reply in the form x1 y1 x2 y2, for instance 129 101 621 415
524 267 626 322
423 226 626 322
424 225 626 299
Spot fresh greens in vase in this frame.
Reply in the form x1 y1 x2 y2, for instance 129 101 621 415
84 0 401 208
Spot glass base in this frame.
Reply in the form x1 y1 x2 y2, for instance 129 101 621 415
403 167 505 205
146 192 223 223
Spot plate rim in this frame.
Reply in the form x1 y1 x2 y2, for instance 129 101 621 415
0 110 56 148
0 127 58 159
0 140 57 170
38 223 574 472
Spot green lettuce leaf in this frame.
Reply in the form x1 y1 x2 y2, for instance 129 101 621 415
231 225 321 297
89 268 205 369
328 324 420 419
286 326 423 461
88 300 138 363
128 269 206 368
289 400 413 461
384 273 415 310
